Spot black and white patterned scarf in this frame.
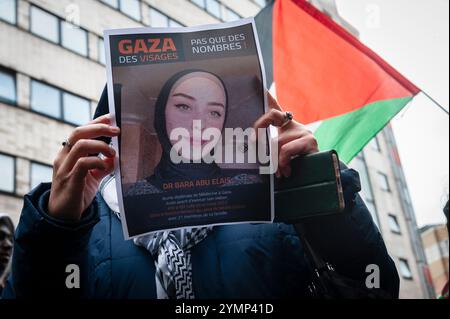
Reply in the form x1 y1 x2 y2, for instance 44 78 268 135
100 175 213 299
134 227 212 299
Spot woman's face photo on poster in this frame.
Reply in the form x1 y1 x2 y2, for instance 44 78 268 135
161 71 227 162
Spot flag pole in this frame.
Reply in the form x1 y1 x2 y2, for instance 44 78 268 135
421 91 449 115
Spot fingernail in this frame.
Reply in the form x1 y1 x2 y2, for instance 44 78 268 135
111 127 120 133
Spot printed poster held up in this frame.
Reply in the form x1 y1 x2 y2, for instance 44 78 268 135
104 19 274 239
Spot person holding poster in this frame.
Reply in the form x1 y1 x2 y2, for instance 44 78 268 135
2 19 399 300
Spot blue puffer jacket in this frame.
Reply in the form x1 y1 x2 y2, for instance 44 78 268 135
2 168 399 298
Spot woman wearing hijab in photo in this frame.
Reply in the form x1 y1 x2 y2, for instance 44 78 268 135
126 69 263 197
2 85 400 299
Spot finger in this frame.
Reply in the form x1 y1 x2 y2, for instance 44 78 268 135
68 124 120 146
61 139 115 174
71 157 108 181
267 92 282 111
89 114 112 125
277 129 310 149
52 150 66 175
278 136 319 173
253 109 287 133
251 109 290 143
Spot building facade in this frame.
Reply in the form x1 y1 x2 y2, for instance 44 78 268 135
0 0 432 298
310 0 433 299
349 127 433 299
421 224 449 297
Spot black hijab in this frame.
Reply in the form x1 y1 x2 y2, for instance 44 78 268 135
150 69 229 183
93 85 117 146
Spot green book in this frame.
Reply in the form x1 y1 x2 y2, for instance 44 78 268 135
274 150 345 223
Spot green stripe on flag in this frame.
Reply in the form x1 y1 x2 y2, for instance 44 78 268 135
314 96 414 164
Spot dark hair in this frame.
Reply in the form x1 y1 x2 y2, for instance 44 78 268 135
153 69 229 153
96 83 122 129
0 215 14 234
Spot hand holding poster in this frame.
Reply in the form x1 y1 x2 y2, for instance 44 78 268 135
104 19 273 239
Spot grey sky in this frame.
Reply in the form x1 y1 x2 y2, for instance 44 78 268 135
335 0 449 227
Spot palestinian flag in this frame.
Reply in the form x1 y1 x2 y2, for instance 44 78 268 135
255 0 420 163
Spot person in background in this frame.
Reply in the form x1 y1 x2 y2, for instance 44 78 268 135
0 214 14 297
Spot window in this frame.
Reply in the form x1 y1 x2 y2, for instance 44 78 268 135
98 38 106 65
100 0 119 8
30 6 90 56
0 0 16 24
377 172 391 192
388 214 401 234
31 81 61 118
100 0 141 20
225 8 240 22
0 154 15 193
63 92 91 125
206 0 221 19
30 6 59 43
398 259 413 280
30 163 53 190
0 69 16 104
369 136 381 152
191 0 225 19
31 80 91 125
191 0 206 9
119 0 141 21
149 8 169 27
61 21 88 56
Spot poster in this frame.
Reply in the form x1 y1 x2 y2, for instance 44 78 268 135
105 18 273 239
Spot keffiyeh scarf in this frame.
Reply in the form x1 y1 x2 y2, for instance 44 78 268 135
134 227 212 299
100 175 212 299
